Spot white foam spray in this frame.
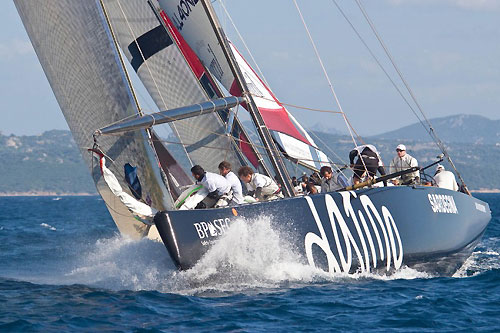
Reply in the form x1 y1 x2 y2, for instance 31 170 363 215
453 236 500 278
40 223 57 231
36 215 500 294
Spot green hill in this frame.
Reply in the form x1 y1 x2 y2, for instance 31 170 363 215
1 123 498 194
0 130 95 195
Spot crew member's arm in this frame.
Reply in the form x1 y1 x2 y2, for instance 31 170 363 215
377 165 387 186
389 158 398 185
411 157 420 182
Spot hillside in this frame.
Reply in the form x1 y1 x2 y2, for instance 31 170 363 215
370 114 500 145
0 130 95 195
1 112 499 194
311 132 498 191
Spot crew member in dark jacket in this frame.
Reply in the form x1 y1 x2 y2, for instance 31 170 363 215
349 144 386 185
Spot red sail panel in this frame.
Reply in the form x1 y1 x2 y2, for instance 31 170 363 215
229 43 311 146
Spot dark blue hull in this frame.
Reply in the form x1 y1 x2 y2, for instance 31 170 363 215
154 186 492 275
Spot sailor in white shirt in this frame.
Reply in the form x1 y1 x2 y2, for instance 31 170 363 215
389 144 420 185
191 165 232 208
238 166 282 201
434 164 459 191
218 161 244 205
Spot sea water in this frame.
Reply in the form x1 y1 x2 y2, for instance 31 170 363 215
0 194 499 332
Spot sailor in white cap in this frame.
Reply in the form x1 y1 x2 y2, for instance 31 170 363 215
389 144 420 185
433 164 459 191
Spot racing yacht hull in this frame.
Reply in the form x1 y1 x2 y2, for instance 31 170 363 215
154 186 491 275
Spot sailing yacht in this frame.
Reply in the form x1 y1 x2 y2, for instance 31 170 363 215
14 0 491 275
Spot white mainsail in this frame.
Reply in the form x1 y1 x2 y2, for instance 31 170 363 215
14 0 172 239
157 0 333 171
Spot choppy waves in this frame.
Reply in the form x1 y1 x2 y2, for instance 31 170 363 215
0 195 499 331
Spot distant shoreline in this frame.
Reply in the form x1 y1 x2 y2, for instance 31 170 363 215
0 188 498 197
0 192 97 197
472 189 500 193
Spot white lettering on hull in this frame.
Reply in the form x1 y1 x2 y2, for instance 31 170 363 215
428 194 458 214
305 192 403 274
194 218 231 240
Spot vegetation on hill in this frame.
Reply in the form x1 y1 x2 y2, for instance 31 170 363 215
0 130 95 194
311 132 498 191
1 116 498 194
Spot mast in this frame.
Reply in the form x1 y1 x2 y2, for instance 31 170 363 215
146 1 273 177
200 0 294 197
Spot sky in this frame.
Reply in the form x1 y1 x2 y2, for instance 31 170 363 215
1 0 499 136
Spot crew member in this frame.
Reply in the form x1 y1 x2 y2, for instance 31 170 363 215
434 164 458 191
349 144 386 185
389 144 419 185
305 182 318 195
218 161 244 205
320 166 343 192
191 165 232 208
238 166 283 201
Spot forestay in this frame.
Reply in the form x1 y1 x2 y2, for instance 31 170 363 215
14 0 172 239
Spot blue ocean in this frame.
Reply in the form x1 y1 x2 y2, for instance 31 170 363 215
0 194 499 332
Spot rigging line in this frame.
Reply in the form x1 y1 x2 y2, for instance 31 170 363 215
292 0 369 176
99 0 142 115
247 93 364 144
99 0 175 201
114 0 194 167
108 132 348 166
97 96 353 168
304 126 352 178
306 128 347 166
353 0 468 191
330 0 427 130
218 0 364 165
217 0 270 87
150 137 348 166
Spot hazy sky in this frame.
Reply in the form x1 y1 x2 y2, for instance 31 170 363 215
1 0 499 136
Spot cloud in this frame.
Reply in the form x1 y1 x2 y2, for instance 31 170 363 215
0 39 33 59
387 0 500 10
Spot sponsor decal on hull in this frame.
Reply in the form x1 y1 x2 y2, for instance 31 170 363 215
475 202 487 213
305 192 403 273
194 218 232 246
428 194 458 214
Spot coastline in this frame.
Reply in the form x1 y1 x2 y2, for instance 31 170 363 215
0 189 498 197
0 192 97 197
472 189 500 193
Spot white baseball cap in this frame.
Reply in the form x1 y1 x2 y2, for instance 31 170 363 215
396 144 406 151
436 164 445 171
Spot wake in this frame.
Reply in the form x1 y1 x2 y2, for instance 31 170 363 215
17 216 498 294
